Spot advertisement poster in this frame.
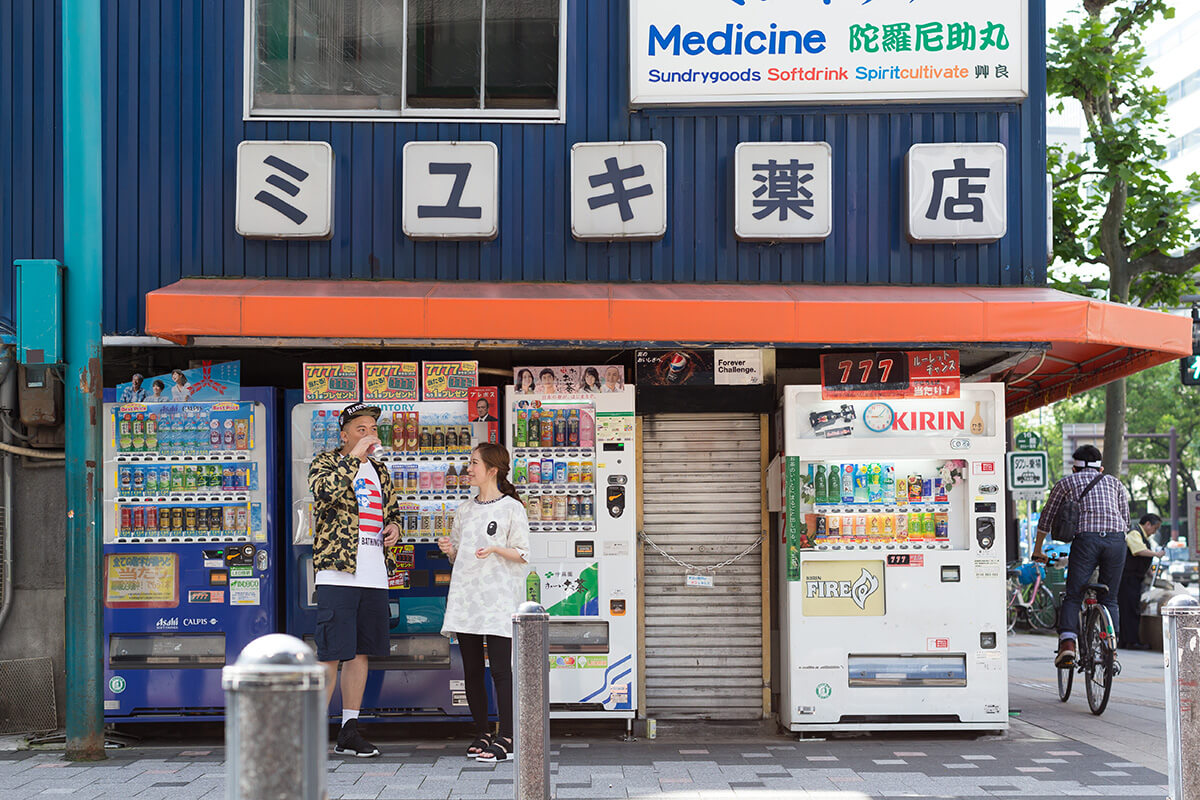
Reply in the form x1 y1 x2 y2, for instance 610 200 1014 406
630 0 1026 105
303 362 361 403
820 350 960 400
468 387 499 444
515 365 625 394
715 349 764 385
362 362 420 402
528 563 600 617
422 361 479 401
116 361 240 403
801 560 886 617
636 350 715 386
104 553 179 608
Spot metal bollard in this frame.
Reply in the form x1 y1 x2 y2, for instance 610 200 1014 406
223 634 327 800
513 601 551 800
1164 594 1200 800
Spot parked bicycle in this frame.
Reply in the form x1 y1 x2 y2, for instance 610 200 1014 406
1056 582 1119 715
1006 559 1058 632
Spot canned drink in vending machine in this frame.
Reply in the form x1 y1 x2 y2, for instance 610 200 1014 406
183 466 197 491
405 465 420 494
513 457 527 484
541 496 555 522
160 507 173 536
406 511 419 536
553 495 568 522
185 507 197 534
541 458 555 484
145 506 158 533
207 464 220 489
119 506 132 536
235 507 249 534
131 506 145 534
131 466 146 496
119 467 132 496
172 506 185 533
145 466 159 496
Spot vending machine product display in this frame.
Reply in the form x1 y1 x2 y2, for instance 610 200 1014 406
286 395 485 719
777 384 1008 732
101 388 278 721
505 386 638 720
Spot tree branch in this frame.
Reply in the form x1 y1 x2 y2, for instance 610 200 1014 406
1131 245 1200 276
1053 170 1110 188
1110 0 1156 42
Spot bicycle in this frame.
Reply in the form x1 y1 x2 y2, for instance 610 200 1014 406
1055 582 1120 715
1006 560 1058 632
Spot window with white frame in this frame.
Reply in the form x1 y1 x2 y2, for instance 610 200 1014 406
249 0 564 119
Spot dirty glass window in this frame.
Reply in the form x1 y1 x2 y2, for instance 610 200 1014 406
251 0 562 118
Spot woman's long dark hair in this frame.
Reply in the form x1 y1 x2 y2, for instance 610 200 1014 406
474 442 522 503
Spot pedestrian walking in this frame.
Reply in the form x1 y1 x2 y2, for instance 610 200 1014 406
308 402 403 758
1118 513 1165 649
1033 445 1131 669
438 442 530 763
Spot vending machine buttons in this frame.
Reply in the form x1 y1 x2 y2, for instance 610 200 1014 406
980 631 998 649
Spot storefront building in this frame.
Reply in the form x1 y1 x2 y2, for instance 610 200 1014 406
0 0 1192 730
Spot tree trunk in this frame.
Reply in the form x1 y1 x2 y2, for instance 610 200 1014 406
1103 379 1125 476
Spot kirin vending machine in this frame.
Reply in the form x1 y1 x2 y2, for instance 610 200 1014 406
776 383 1008 732
285 394 485 720
101 388 278 720
504 385 638 724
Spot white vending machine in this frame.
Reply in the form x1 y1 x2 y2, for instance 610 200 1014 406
777 384 1008 732
504 386 638 722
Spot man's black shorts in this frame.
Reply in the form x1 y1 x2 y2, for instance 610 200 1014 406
314 585 390 662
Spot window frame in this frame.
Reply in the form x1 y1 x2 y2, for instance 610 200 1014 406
243 0 568 123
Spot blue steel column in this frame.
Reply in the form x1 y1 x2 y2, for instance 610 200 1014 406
62 0 105 760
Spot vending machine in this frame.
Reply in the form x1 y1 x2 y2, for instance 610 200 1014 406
503 385 638 722
776 384 1008 732
101 388 278 721
285 394 485 720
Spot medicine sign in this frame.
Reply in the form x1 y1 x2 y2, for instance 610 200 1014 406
630 0 1027 106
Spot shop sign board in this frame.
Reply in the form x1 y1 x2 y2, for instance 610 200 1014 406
907 143 1008 242
303 362 360 403
637 348 764 385
402 142 499 240
422 361 479 401
734 142 832 241
820 350 959 400
1014 430 1043 451
235 141 333 239
362 362 420 403
1006 451 1048 491
104 553 178 608
629 0 1027 106
801 560 886 617
571 142 667 240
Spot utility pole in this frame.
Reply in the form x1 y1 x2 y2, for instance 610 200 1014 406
62 0 105 760
1127 427 1180 539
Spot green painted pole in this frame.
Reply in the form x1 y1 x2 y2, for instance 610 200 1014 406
62 0 105 761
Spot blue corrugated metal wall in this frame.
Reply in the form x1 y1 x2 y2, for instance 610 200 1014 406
97 0 1046 335
1 0 64 332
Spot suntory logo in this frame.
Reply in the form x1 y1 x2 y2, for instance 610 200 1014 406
805 567 881 611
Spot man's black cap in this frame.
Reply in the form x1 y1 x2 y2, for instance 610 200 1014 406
339 402 382 429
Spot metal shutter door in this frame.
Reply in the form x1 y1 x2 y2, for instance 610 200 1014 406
642 413 764 720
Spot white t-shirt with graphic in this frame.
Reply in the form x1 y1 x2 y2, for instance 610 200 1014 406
315 462 389 589
441 496 531 639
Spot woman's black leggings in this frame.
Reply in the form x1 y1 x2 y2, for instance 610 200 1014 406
457 633 513 738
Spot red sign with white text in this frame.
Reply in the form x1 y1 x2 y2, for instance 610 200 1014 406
820 350 959 400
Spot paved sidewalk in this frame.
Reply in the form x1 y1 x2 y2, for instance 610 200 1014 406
0 632 1172 799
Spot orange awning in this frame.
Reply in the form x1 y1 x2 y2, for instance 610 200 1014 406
144 280 1191 416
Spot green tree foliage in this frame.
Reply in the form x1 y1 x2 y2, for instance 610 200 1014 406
1047 0 1200 475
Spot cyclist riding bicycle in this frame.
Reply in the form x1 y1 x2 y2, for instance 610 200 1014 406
1032 444 1130 669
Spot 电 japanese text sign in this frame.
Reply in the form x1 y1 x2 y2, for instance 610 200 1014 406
630 0 1026 105
820 350 960 400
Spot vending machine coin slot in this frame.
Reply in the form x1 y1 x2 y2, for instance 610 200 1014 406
226 544 255 567
975 517 996 550
980 631 997 649
606 485 626 518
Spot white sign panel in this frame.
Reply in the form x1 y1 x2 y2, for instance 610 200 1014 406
235 141 333 239
571 142 667 241
1006 451 1048 491
715 349 764 385
630 0 1027 106
734 142 832 241
907 143 1007 242
403 142 499 240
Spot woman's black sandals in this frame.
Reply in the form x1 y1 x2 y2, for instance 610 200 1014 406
477 735 514 763
467 733 494 758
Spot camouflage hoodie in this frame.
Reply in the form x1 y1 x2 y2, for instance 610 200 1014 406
308 450 401 576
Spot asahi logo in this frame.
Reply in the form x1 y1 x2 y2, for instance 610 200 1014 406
155 616 179 630
805 568 880 610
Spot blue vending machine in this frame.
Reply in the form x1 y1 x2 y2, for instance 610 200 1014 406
284 391 491 720
101 388 278 720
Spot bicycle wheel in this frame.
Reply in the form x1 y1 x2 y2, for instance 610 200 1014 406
1084 606 1114 715
1006 592 1019 633
1029 585 1058 631
1057 657 1073 702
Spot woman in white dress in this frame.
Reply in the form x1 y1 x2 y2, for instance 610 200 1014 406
439 442 530 763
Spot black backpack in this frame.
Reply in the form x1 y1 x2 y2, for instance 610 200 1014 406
1050 472 1105 543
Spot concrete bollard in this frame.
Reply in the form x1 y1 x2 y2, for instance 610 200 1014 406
1164 595 1200 800
222 634 327 800
513 601 551 800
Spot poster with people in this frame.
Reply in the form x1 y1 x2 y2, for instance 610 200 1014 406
515 365 624 394
115 361 241 403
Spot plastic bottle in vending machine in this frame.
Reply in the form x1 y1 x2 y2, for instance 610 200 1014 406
119 467 132 496
567 409 580 447
145 413 158 452
526 570 541 603
540 411 554 448
118 413 133 451
377 414 393 450
554 412 567 447
324 412 341 452
580 493 594 521
841 465 855 504
513 457 527 484
528 460 541 484
515 410 527 448
131 413 146 452
579 409 595 449
196 409 210 454
814 465 828 504
157 412 172 455
526 408 539 448
312 411 325 451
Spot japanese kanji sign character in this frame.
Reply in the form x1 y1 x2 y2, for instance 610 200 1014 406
235 141 333 239
735 142 832 242
571 142 667 240
906 143 1007 242
402 141 498 240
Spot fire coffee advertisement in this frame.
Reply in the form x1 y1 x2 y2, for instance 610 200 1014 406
468 387 499 444
422 361 479 401
104 553 179 608
363 362 420 402
303 362 361 403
